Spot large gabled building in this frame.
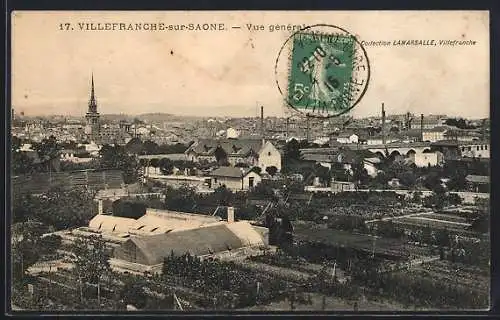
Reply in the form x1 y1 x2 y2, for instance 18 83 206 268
185 138 282 171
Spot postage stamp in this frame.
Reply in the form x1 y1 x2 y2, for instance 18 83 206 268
276 25 370 118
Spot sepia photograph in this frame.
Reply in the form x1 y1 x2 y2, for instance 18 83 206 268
10 10 490 312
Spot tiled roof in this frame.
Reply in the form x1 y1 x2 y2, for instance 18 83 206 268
114 221 264 265
210 166 253 178
186 138 264 157
427 126 450 133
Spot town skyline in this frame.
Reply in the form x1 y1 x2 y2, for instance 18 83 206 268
12 11 489 119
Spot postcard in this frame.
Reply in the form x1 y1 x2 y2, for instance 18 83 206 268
10 11 490 312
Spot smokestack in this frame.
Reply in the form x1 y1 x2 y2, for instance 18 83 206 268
482 119 487 141
306 115 310 142
227 207 235 223
420 114 424 142
286 117 289 138
98 199 103 215
381 103 386 145
261 106 265 146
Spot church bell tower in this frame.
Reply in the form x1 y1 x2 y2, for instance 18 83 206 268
84 73 101 142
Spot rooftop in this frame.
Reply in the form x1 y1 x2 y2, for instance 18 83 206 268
465 175 489 184
210 166 255 178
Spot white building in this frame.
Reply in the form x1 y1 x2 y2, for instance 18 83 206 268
422 126 449 143
226 127 240 139
363 157 381 177
414 151 444 167
460 141 490 159
210 167 262 191
258 141 282 172
185 139 282 172
337 133 359 144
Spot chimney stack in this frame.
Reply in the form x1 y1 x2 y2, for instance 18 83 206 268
306 115 310 142
261 106 265 146
98 199 103 215
420 114 424 142
227 207 235 223
381 103 386 145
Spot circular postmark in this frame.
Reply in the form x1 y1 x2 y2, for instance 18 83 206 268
275 24 370 118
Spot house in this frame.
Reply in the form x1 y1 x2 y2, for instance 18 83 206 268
185 138 282 171
422 126 450 143
210 166 262 191
459 141 490 159
226 127 240 139
331 180 356 192
363 157 382 177
336 133 359 144
60 149 94 163
429 140 461 160
388 178 401 188
445 129 481 142
413 151 444 167
420 116 447 130
465 175 489 193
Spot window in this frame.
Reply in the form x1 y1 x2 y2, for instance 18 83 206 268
137 225 145 230
249 177 255 188
268 152 271 156
480 146 483 150
151 227 159 232
485 145 488 150
214 178 218 184
477 146 480 151
468 147 472 151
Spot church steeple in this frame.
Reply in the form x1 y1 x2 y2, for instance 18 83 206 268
85 73 100 142
88 73 98 113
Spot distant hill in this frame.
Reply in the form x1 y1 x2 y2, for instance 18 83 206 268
99 113 205 123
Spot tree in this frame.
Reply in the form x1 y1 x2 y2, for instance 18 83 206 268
33 135 61 160
164 185 197 212
120 278 148 309
266 166 279 177
99 144 140 184
141 140 160 155
70 235 112 305
11 221 45 281
158 158 174 175
399 171 417 188
351 161 369 188
12 186 96 230
213 186 233 206
235 162 250 168
435 228 451 247
214 147 228 165
125 137 144 155
314 164 331 186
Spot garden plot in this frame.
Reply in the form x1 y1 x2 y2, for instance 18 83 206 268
418 213 469 224
412 260 489 292
393 216 472 232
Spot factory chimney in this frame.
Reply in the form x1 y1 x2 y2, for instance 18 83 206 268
420 114 424 142
261 106 265 146
227 206 235 223
481 119 487 141
306 115 310 142
97 199 103 215
381 103 386 145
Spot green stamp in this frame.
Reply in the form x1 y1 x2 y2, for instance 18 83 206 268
276 25 370 118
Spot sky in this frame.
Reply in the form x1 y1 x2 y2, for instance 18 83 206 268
11 11 489 119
